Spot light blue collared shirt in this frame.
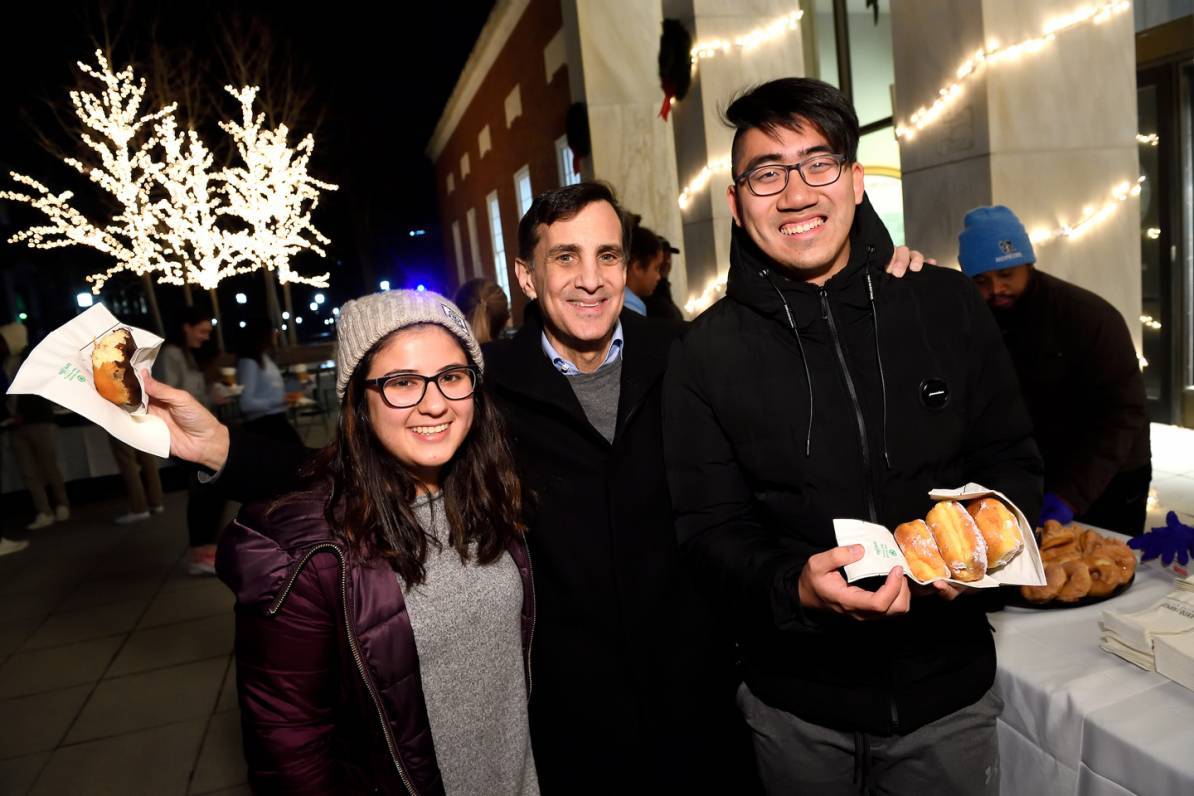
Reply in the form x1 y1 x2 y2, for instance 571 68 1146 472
541 320 624 376
623 287 647 316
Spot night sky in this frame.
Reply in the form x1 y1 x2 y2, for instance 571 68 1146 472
0 0 494 337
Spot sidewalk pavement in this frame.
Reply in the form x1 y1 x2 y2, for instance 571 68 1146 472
0 490 245 796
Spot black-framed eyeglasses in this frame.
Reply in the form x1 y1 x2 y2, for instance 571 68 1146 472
365 366 480 409
735 153 848 196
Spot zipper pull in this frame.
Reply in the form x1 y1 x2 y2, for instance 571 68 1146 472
819 288 829 320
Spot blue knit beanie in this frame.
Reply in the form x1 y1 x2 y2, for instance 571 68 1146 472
957 205 1036 277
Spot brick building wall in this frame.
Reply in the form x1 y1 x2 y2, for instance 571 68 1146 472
430 0 573 321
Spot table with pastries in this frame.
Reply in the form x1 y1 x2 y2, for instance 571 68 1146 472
992 535 1194 796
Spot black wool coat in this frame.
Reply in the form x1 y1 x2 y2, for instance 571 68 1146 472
483 304 752 795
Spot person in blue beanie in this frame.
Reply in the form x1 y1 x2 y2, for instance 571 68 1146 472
959 205 1151 535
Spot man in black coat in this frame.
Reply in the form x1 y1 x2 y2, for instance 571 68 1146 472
662 78 1043 794
958 205 1151 535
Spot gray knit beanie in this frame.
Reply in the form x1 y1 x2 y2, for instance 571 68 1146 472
336 289 484 400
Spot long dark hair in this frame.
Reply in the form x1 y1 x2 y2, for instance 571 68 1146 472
234 317 275 367
299 330 526 585
164 305 213 369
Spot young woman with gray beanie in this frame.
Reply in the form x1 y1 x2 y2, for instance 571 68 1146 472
217 289 539 794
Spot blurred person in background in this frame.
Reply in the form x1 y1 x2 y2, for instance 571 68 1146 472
623 223 663 316
235 317 301 445
155 307 224 574
959 206 1151 536
455 277 512 343
0 327 30 555
2 322 70 530
644 237 685 321
106 434 164 525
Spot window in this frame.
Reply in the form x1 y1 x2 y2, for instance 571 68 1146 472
556 136 581 186
486 191 512 301
466 207 482 277
514 165 533 217
451 221 465 285
460 152 471 180
505 84 522 128
478 125 492 158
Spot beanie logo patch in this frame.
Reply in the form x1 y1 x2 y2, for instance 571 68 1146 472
440 303 469 333
995 239 1023 263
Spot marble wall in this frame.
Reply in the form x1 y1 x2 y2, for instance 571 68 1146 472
664 0 807 312
893 0 1142 348
568 0 689 301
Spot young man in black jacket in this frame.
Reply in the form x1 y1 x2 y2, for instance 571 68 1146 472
662 78 1043 794
959 205 1151 535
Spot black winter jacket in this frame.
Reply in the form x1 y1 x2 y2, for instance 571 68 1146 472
484 305 752 794
992 269 1150 515
662 197 1043 736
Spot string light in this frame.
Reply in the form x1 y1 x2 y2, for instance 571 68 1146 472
1140 314 1162 331
1027 176 1143 246
1145 227 1161 240
684 274 729 317
678 155 732 210
1136 133 1159 146
895 1 1129 140
690 9 803 63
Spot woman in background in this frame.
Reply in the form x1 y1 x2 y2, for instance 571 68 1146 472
234 317 300 445
454 278 511 343
155 306 222 574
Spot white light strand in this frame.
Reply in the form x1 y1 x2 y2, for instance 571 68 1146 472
895 1 1129 140
684 273 729 317
690 9 803 63
1140 314 1162 331
1136 133 1159 146
1027 176 1143 246
1145 227 1161 240
678 155 732 211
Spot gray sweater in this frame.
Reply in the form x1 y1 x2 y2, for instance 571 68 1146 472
403 492 539 795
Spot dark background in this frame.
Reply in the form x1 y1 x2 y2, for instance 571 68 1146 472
0 0 494 342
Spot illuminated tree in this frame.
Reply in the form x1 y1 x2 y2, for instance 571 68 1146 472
0 51 178 330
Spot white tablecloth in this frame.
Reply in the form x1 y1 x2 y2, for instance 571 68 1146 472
993 554 1194 796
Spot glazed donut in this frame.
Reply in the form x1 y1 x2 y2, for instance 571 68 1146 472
92 328 141 408
1021 564 1067 603
1100 540 1137 582
1084 554 1122 597
1040 522 1076 550
966 498 1023 568
1042 542 1081 566
894 519 949 581
1057 560 1092 602
926 501 988 582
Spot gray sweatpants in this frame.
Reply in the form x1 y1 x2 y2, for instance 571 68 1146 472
737 682 1002 796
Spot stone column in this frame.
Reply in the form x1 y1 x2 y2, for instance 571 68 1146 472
566 0 689 302
663 0 807 315
892 0 1141 348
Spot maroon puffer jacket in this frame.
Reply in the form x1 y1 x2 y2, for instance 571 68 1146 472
216 489 535 795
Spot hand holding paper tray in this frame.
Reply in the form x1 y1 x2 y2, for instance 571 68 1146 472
6 304 170 457
834 483 1047 588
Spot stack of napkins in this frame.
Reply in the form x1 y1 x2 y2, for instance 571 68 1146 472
1100 590 1194 673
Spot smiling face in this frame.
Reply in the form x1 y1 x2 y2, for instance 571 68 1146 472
515 200 625 370
184 320 212 349
727 120 865 284
363 325 475 491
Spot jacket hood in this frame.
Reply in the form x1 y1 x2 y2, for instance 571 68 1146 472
725 192 895 327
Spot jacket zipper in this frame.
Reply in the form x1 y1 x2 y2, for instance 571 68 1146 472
268 542 418 796
819 289 879 523
522 536 536 698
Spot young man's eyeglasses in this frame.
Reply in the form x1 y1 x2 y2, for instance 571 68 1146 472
366 366 480 409
735 153 848 197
